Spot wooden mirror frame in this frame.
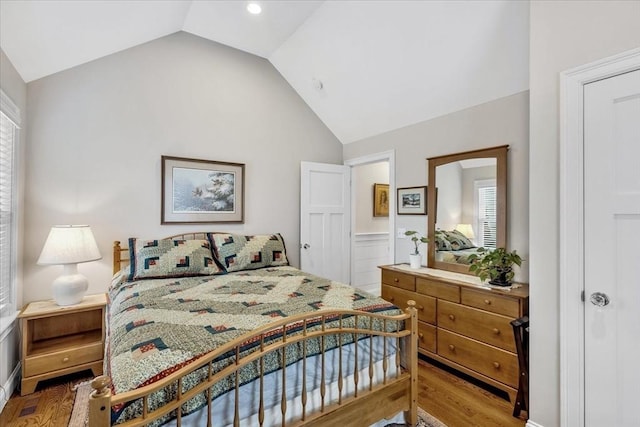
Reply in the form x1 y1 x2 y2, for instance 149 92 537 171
427 145 508 275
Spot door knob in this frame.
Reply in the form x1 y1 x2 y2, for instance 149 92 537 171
301 243 310 249
590 292 610 307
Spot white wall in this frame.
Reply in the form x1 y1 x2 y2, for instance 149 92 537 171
354 161 389 234
343 91 529 277
0 48 26 410
529 2 640 426
23 32 343 304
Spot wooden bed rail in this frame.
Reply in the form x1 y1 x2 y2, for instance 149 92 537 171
89 302 418 427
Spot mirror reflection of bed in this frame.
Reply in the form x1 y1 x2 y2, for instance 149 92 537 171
427 145 507 275
435 157 497 265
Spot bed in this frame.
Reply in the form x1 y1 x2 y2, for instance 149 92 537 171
88 232 418 427
434 229 480 265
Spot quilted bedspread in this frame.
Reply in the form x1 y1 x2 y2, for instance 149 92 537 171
107 266 401 425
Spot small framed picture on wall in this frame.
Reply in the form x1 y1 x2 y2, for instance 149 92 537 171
373 183 390 217
397 186 427 215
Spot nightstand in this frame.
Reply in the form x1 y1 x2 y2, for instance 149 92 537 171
18 293 107 395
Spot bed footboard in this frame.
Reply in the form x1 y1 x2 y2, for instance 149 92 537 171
89 301 418 427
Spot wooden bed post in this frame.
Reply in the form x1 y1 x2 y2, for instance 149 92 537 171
405 300 418 426
89 376 112 427
112 241 122 275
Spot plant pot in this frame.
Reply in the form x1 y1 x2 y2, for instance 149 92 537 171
489 270 512 287
409 254 422 269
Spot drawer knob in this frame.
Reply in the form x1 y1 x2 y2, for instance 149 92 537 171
417 305 424 311
389 296 395 302
62 357 70 363
493 362 500 369
492 328 500 335
394 278 399 282
448 344 455 352
418 333 424 340
448 314 455 321
484 299 492 305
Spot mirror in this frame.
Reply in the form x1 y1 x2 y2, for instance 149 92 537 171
427 145 508 274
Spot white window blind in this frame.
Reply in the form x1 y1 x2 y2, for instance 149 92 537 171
475 179 497 249
0 90 20 317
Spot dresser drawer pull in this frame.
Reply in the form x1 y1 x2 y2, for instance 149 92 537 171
492 328 500 335
448 314 455 321
493 362 500 369
418 333 424 340
417 305 424 311
484 299 492 305
448 344 455 352
394 278 399 282
62 356 70 363
388 296 395 302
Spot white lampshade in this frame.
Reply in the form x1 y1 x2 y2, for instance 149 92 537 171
38 225 102 306
455 223 475 240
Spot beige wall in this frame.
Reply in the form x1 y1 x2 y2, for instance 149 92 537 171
0 48 26 408
23 32 343 303
529 1 640 425
354 162 389 234
343 91 529 274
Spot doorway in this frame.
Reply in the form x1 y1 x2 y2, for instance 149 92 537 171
346 151 395 296
560 48 640 426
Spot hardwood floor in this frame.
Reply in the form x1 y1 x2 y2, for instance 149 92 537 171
418 357 527 427
0 361 527 427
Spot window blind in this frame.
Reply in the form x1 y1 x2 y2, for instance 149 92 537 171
475 179 497 250
0 90 19 317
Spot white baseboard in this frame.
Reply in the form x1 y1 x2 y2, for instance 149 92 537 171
526 420 544 427
0 362 21 413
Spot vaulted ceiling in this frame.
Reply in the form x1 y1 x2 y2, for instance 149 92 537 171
0 0 530 144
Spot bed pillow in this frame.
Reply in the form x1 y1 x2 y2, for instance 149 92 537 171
208 233 289 272
128 238 224 281
444 230 475 250
435 232 453 251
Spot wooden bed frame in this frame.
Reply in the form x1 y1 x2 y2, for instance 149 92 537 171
89 234 418 427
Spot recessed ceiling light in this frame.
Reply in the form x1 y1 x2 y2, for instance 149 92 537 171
247 3 262 14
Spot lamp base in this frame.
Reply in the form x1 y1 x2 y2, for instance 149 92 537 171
52 264 88 306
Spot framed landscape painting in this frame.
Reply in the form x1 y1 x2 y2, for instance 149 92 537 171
161 156 245 224
397 186 427 215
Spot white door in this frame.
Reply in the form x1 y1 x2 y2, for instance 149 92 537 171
584 69 640 426
300 162 351 283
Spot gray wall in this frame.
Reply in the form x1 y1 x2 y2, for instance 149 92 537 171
343 91 529 273
23 32 343 303
529 1 640 425
0 48 26 409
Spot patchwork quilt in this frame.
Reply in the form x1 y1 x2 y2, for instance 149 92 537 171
107 266 401 425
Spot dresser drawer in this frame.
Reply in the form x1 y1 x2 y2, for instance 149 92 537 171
381 269 416 291
437 300 516 352
24 342 103 377
461 288 521 317
438 329 518 388
381 285 436 324
418 321 436 353
416 278 460 302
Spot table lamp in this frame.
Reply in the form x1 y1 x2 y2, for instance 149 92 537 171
455 223 475 240
37 225 102 306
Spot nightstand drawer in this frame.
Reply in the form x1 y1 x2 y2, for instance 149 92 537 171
461 288 520 317
437 300 516 352
381 269 416 291
438 329 518 388
381 285 436 324
24 342 103 377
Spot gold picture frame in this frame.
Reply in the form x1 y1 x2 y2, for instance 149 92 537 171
373 183 390 217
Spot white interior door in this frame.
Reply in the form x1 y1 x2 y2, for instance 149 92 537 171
584 69 640 426
300 162 350 283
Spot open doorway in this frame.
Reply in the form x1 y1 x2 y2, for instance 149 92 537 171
345 151 395 296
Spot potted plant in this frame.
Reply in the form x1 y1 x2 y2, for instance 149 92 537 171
405 230 428 269
468 247 522 286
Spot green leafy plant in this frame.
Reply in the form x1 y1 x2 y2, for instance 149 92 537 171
405 230 428 255
468 247 523 286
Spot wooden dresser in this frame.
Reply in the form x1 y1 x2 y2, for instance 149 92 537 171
380 264 528 400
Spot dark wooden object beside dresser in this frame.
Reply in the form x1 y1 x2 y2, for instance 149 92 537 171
380 264 529 401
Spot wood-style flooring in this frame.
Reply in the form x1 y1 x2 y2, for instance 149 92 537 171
0 360 527 427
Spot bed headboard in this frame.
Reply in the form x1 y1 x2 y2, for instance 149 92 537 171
112 232 211 275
